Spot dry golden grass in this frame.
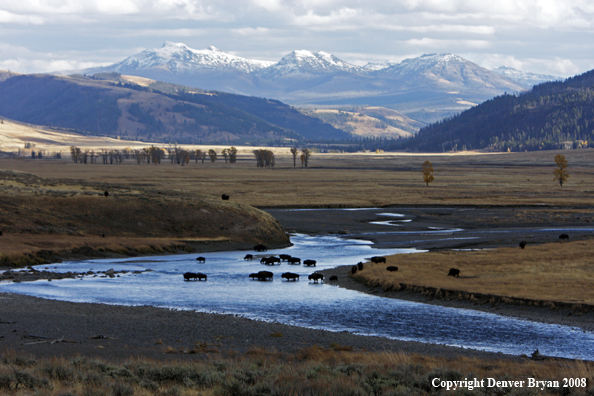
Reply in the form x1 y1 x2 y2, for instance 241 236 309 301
355 240 594 305
3 148 594 208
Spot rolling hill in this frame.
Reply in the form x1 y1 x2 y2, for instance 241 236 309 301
403 69 594 152
0 72 351 144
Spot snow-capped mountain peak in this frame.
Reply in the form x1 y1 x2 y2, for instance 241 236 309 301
105 42 274 74
256 49 363 78
492 66 560 88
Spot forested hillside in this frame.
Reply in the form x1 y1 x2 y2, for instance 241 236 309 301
0 73 349 143
404 70 594 152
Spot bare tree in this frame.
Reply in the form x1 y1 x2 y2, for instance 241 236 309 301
290 147 298 167
208 149 217 163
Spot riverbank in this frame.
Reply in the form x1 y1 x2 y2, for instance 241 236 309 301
0 292 520 362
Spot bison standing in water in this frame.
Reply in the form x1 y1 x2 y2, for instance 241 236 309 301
281 272 300 281
244 254 254 261
254 271 273 281
288 257 301 265
196 257 206 263
279 254 292 261
184 272 207 281
448 268 460 277
303 259 317 267
308 273 324 283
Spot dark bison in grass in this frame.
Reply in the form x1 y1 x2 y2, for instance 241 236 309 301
196 257 206 263
184 272 207 281
370 256 386 264
357 262 364 271
519 241 527 249
308 273 324 283
329 275 338 282
281 272 300 281
288 257 301 265
222 194 230 200
448 268 460 277
303 259 317 267
254 244 268 252
244 254 253 261
559 234 569 242
351 266 357 274
386 266 398 272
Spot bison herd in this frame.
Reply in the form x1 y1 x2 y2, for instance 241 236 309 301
182 245 328 284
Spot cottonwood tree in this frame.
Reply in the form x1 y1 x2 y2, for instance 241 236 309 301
553 154 569 186
253 149 275 168
208 149 217 163
301 148 312 167
290 147 298 167
221 148 229 163
421 160 435 186
228 146 238 163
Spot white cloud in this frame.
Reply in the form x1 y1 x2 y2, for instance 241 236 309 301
0 10 44 24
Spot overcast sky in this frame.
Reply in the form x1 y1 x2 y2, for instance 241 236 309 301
1 0 593 77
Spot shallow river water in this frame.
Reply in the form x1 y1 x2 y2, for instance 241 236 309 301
2 230 594 360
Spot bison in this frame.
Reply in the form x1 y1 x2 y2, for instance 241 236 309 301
279 254 292 261
222 194 229 200
183 272 198 281
329 275 338 282
196 257 206 263
308 273 324 283
104 191 109 197
281 272 300 281
249 273 259 280
244 254 254 261
386 266 398 272
256 271 273 281
559 234 569 242
195 273 207 281
351 265 357 274
519 241 527 249
288 257 301 265
448 268 460 277
370 256 386 264
303 259 317 267
264 257 281 266
254 244 268 252
357 262 364 271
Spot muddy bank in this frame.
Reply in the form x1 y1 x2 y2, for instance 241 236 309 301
0 292 522 362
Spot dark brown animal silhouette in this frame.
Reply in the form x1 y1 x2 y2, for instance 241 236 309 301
386 266 398 272
104 191 109 197
196 257 206 263
519 241 527 249
264 257 281 265
308 273 324 283
351 266 357 274
288 257 301 265
281 272 300 281
357 262 364 271
279 254 292 261
256 271 273 281
222 194 229 200
329 275 338 282
183 272 199 281
244 254 253 260
370 256 386 263
303 259 317 267
254 244 268 252
559 234 569 242
448 268 460 277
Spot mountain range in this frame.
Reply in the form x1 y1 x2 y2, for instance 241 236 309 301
75 42 559 124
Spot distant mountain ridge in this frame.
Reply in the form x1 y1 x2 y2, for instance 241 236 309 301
403 69 594 152
71 42 542 123
0 73 351 143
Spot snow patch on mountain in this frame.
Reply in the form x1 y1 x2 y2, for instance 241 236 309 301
255 50 364 78
492 66 560 88
107 41 274 74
